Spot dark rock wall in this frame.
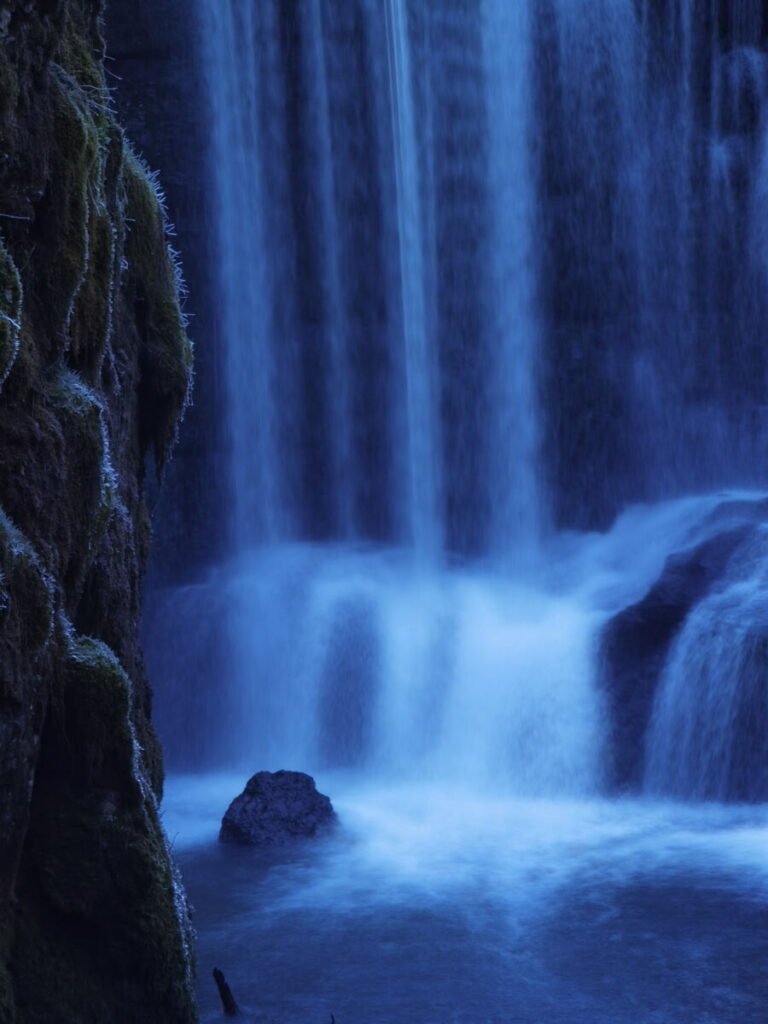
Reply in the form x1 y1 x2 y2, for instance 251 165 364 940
0 1 196 1020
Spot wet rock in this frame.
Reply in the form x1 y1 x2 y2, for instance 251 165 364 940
0 3 196 1018
599 521 757 792
220 771 337 847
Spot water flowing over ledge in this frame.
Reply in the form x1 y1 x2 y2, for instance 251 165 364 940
144 0 768 799
148 491 768 802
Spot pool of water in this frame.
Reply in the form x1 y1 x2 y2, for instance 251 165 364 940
165 775 768 1023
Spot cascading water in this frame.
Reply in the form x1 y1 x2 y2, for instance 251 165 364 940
150 0 558 775
645 526 768 802
192 0 544 556
151 0 768 784
196 0 282 544
484 0 541 557
384 0 442 556
140 2 768 1020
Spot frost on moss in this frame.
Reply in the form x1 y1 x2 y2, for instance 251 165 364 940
0 509 55 665
52 367 125 523
69 119 125 376
45 368 126 591
56 27 105 96
39 39 127 376
122 144 193 469
69 191 117 372
48 67 101 341
0 237 22 391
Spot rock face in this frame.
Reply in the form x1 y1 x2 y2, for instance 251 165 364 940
0 2 196 1021
220 771 337 847
599 506 765 793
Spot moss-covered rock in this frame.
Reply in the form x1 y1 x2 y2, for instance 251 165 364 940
0 511 55 1024
123 145 193 468
10 633 195 1024
0 1 197 1020
0 237 22 389
0 510 55 662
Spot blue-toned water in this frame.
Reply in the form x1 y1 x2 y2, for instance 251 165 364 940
153 492 768 1019
144 0 768 1019
165 776 768 1023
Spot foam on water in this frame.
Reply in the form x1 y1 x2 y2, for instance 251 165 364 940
166 773 768 1022
165 774 768 903
153 493 768 1021
150 492 757 786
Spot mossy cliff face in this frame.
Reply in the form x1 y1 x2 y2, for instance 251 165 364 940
0 2 196 1021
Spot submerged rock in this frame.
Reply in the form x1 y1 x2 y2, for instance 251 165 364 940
220 771 337 846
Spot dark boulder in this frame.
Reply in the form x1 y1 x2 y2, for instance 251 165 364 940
220 771 337 846
599 523 755 792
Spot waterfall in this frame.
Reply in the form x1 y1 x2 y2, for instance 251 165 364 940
645 529 768 803
383 0 442 557
194 0 768 549
145 0 768 805
483 0 541 560
194 0 541 557
197 0 283 544
540 0 768 526
129 6 768 1018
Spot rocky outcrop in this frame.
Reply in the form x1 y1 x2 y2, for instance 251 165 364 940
0 2 196 1021
220 771 337 847
599 512 761 792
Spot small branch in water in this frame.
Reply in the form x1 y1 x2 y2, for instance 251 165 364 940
0 213 31 221
212 967 239 1017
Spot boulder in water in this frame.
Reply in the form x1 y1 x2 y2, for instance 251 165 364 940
219 770 337 846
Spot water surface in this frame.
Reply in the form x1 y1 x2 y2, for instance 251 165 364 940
167 777 768 1023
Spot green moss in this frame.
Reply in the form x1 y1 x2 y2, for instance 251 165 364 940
122 145 193 467
49 68 101 339
60 635 138 793
0 45 19 142
56 30 104 95
6 322 41 393
0 509 55 662
45 369 104 522
69 200 116 371
45 368 122 587
54 39 125 373
13 789 195 1022
10 634 197 1023
13 802 196 1024
0 237 22 390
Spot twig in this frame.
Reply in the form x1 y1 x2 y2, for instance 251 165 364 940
212 967 239 1017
